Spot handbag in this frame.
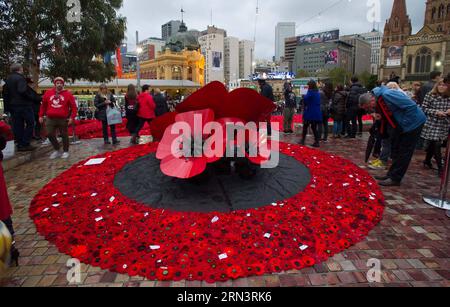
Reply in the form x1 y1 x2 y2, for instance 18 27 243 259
106 106 123 126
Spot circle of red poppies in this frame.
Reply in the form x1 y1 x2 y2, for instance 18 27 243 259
30 142 385 283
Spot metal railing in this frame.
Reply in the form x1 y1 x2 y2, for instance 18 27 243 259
423 129 450 210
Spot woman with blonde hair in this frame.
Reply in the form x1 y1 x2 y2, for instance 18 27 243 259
94 84 120 145
421 78 450 176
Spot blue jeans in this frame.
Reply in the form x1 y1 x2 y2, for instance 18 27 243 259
333 121 343 136
10 105 35 148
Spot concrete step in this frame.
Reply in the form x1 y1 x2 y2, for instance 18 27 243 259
2 143 53 172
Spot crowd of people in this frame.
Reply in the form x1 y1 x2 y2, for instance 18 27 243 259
280 76 370 147
1 65 450 268
277 71 450 218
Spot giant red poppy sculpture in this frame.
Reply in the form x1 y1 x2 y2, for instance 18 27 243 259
152 82 276 179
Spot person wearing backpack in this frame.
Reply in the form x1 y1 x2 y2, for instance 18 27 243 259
331 85 347 138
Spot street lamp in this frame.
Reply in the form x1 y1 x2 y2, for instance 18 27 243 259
136 30 142 90
136 46 143 90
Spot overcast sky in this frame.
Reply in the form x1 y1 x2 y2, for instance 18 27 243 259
120 0 426 60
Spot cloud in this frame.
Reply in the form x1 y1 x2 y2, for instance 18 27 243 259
120 0 426 60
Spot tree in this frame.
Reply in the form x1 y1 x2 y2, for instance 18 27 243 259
358 71 372 88
0 1 23 80
366 74 380 91
327 67 352 87
0 0 126 88
296 69 310 79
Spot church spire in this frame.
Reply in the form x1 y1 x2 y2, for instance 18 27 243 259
391 0 408 20
382 0 412 47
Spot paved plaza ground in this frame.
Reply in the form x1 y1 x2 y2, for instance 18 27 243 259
0 133 449 287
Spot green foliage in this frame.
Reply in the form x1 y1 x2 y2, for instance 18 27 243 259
327 67 352 87
358 71 372 88
366 75 380 91
296 69 310 79
0 0 126 85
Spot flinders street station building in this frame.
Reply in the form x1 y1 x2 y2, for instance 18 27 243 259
379 0 450 82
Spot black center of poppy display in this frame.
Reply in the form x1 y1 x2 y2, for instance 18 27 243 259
114 153 311 213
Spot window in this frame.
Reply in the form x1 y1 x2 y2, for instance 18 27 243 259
438 4 444 19
394 17 399 28
432 7 437 20
407 55 413 74
415 47 432 74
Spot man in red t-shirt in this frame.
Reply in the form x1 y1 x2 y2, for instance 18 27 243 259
39 77 77 159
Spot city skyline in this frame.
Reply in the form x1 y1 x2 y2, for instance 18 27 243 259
120 0 426 60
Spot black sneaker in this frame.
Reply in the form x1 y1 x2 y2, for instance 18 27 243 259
113 140 121 145
104 141 112 145
312 142 320 148
378 178 401 187
374 175 390 181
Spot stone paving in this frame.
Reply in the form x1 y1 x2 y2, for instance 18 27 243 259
0 133 449 287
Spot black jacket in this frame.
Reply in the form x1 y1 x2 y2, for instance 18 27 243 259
418 81 435 105
346 83 367 114
4 73 34 109
285 92 297 109
94 93 116 122
260 83 275 102
331 91 347 121
27 86 42 115
154 93 169 117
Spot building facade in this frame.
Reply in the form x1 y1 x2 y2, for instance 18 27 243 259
162 20 182 41
239 40 255 79
136 23 205 86
378 0 412 80
284 36 299 71
139 37 166 61
275 22 296 61
380 0 450 82
199 32 225 84
293 41 353 75
224 37 240 84
340 34 372 75
360 30 383 75
201 25 227 37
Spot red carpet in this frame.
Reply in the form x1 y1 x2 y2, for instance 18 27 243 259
270 115 374 131
71 116 374 139
30 142 385 282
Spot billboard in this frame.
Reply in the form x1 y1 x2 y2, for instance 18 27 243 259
298 30 340 45
212 51 223 71
325 49 339 65
386 46 402 67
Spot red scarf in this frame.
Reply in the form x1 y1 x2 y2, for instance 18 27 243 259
376 97 397 134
